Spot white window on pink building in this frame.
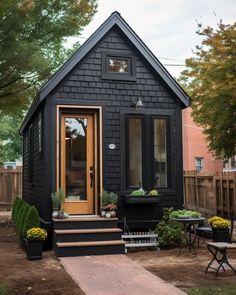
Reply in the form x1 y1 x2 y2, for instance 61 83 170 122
195 157 203 171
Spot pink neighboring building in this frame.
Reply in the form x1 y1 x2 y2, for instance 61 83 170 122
182 107 223 172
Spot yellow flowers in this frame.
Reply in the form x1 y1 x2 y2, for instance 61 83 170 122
26 228 48 240
208 216 229 229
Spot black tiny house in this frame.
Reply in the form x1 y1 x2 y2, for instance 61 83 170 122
20 12 190 241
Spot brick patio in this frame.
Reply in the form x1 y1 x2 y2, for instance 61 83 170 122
60 255 186 295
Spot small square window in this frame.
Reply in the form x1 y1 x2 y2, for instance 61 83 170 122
102 51 136 81
195 157 203 171
108 58 129 73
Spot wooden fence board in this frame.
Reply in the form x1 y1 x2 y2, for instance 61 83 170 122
0 168 22 211
184 171 236 218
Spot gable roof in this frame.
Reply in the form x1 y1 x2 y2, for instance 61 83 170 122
20 11 190 134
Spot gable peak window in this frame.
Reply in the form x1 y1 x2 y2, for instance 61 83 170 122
102 51 136 81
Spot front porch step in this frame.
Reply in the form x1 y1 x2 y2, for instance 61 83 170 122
53 216 125 256
54 228 122 243
55 240 126 257
53 217 119 230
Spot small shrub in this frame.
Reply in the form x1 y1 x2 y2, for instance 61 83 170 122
15 202 26 235
155 208 185 247
101 190 118 206
12 197 20 223
22 206 40 238
51 188 65 212
13 198 24 225
18 202 31 237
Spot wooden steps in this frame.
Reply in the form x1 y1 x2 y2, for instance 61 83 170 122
53 216 125 257
57 240 126 247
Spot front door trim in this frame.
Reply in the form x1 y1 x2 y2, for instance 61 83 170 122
56 105 103 215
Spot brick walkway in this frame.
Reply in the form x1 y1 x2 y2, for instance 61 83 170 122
60 255 186 295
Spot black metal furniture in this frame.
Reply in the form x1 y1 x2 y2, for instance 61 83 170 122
173 217 205 255
206 242 236 276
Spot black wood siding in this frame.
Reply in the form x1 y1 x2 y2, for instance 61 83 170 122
22 104 49 220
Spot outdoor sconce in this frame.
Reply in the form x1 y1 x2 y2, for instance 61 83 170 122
131 97 144 109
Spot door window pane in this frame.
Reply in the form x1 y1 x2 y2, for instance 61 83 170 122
65 118 87 201
154 119 167 187
128 118 142 187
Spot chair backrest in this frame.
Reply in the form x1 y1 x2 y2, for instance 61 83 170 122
229 213 235 243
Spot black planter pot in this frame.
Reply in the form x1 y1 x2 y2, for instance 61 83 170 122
212 228 230 242
24 239 44 260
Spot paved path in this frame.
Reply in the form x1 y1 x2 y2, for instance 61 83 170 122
60 255 186 295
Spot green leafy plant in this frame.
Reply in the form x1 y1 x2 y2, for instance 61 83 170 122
130 188 145 196
22 206 40 238
51 188 65 212
169 209 201 219
12 197 21 223
13 198 24 225
0 284 10 295
17 202 31 237
26 228 47 241
155 208 185 247
101 190 118 206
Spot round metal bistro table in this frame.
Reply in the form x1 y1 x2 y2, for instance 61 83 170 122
173 217 205 255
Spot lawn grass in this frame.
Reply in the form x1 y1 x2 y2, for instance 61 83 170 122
0 284 10 295
186 283 236 295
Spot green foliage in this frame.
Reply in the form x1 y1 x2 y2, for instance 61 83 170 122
179 21 236 159
14 198 24 229
186 283 236 295
51 188 65 211
22 206 40 238
0 284 10 295
0 0 97 114
18 202 31 237
101 190 118 206
169 209 201 219
12 197 21 223
0 112 24 163
131 188 145 196
155 208 185 247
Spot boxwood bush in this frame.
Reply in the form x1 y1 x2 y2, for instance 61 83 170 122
22 206 40 238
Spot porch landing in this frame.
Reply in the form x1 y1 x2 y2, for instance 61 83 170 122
60 255 186 295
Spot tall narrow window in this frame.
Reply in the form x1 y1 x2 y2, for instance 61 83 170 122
38 111 42 154
128 118 142 187
28 125 34 184
153 119 167 187
195 157 203 171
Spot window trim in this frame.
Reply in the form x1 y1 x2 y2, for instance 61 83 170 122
102 51 136 81
38 111 43 156
125 115 145 189
124 114 170 191
151 116 170 188
28 124 34 186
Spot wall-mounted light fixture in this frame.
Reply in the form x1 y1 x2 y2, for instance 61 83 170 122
131 97 144 109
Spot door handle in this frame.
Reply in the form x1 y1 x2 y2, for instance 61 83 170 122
89 166 93 187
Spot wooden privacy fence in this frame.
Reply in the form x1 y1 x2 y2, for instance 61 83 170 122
0 168 22 211
184 171 236 219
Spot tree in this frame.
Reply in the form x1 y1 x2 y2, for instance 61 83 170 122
179 21 236 159
0 0 97 113
0 111 24 163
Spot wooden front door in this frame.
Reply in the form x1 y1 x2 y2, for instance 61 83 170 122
61 113 95 214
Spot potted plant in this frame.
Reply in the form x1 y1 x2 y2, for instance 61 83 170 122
208 216 230 242
24 227 48 260
51 188 68 219
100 190 118 218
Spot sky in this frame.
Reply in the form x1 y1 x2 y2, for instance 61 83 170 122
76 0 236 77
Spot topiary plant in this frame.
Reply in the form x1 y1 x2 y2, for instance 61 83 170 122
18 202 31 237
13 198 24 225
15 201 26 235
12 197 21 224
22 206 40 238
